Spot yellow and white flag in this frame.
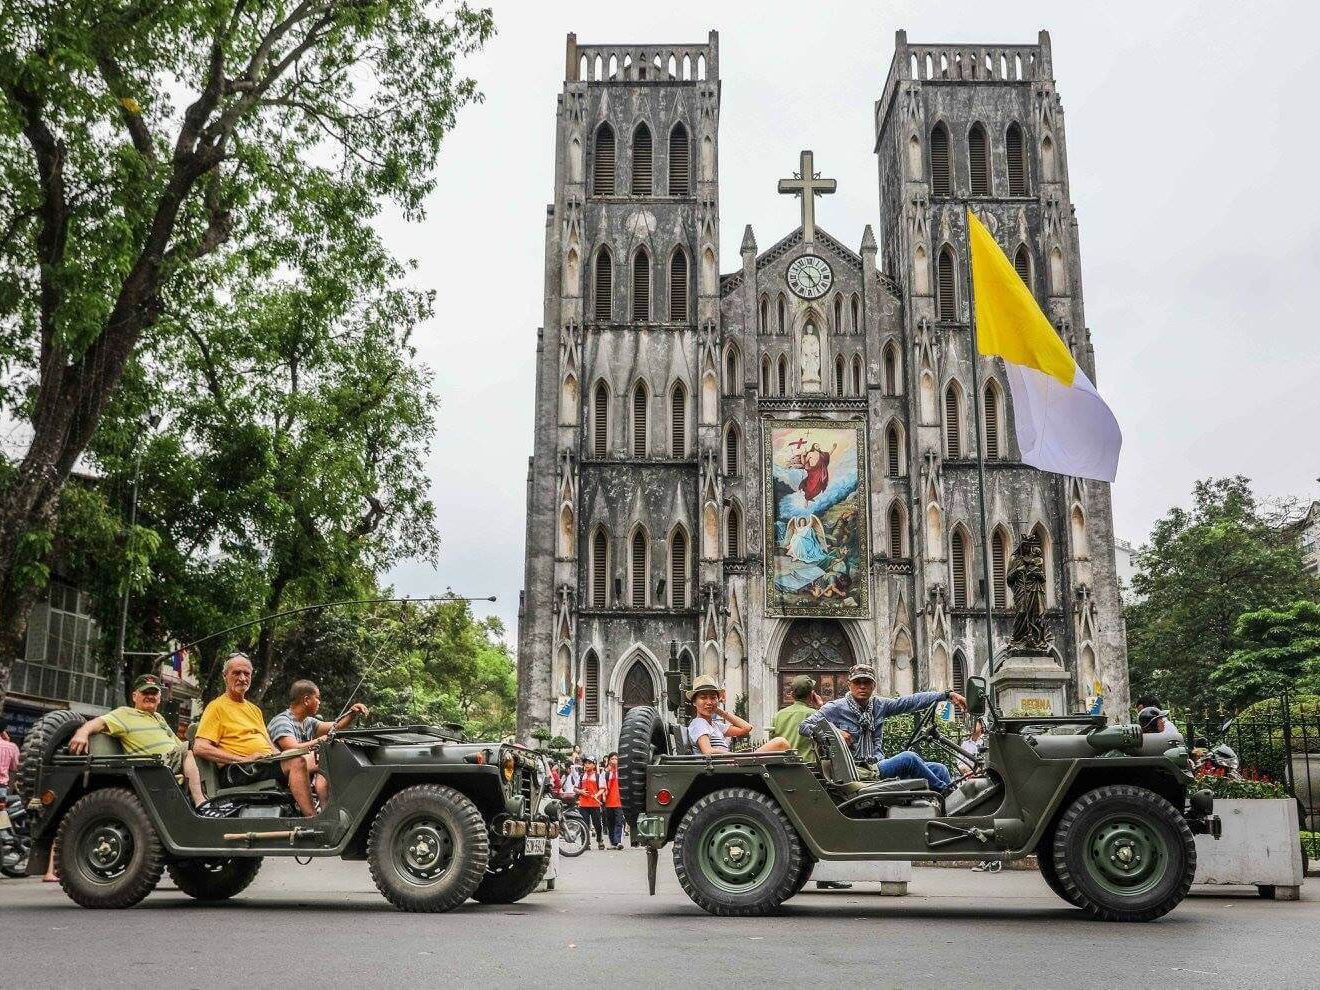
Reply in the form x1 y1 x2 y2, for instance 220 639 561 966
967 209 1122 482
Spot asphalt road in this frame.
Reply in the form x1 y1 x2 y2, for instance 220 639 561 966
3 850 1318 989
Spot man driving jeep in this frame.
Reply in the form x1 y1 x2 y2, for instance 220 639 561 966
267 679 368 806
798 663 965 792
192 653 321 817
68 674 207 807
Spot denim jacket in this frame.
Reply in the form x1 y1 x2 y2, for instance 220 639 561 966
798 690 947 763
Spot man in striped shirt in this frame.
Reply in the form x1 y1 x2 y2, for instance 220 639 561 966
69 674 207 806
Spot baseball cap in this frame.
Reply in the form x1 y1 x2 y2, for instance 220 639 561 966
133 673 162 693
847 664 877 683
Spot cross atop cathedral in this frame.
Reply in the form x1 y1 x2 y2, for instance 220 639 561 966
777 150 836 246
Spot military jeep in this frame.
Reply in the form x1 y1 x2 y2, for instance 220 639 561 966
618 669 1220 922
18 710 558 912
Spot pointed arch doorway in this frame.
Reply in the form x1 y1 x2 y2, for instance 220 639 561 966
775 619 856 707
621 657 657 713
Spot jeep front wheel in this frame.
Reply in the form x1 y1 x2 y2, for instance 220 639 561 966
367 784 489 912
673 788 804 916
472 850 549 904
1052 784 1195 922
167 857 263 901
56 788 165 909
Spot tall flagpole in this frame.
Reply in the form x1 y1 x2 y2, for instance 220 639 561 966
962 205 997 677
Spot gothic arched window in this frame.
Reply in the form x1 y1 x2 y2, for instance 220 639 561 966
668 122 690 196
887 423 902 477
630 528 648 606
1013 244 1032 292
1006 122 1028 196
835 355 846 396
930 122 952 196
883 342 899 394
833 294 842 331
590 529 609 608
776 293 786 334
777 355 788 396
952 650 967 695
991 527 1009 609
583 650 600 721
726 502 742 558
592 380 610 458
632 249 651 321
631 381 648 457
983 380 1002 460
593 123 615 195
950 528 970 608
593 249 613 322
968 122 991 196
724 423 740 475
670 381 687 457
630 123 652 195
937 245 957 320
670 528 689 608
724 343 741 395
851 293 860 332
669 249 688 322
759 296 768 333
760 355 771 394
888 501 905 558
944 382 963 458
852 354 863 396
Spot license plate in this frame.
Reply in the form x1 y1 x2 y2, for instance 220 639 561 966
525 836 547 856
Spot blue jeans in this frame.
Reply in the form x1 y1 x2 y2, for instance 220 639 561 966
875 751 953 790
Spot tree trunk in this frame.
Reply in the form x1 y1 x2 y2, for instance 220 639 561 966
250 574 291 704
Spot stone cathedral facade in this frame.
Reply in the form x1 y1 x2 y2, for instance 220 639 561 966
517 30 1129 752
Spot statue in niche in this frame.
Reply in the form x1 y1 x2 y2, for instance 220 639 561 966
1007 532 1051 652
800 322 822 392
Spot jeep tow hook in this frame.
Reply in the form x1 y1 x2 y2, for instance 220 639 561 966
223 828 325 848
646 846 658 896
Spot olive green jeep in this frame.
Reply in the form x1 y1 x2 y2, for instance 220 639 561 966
18 710 559 912
618 667 1220 922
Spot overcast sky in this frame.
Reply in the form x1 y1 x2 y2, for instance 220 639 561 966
384 1 1320 634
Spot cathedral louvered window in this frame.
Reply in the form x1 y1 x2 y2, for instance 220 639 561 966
726 504 741 558
835 356 846 395
984 384 1000 460
888 504 904 558
777 356 787 396
583 651 600 721
930 123 951 196
591 531 608 608
950 530 968 608
669 251 688 321
593 124 615 195
725 346 739 394
725 425 739 475
594 251 612 321
631 124 652 196
887 425 901 477
668 123 690 195
632 250 650 321
991 530 1008 609
952 651 966 696
1006 123 1028 196
937 246 957 320
670 529 688 608
632 383 647 456
945 384 962 458
593 382 609 458
969 123 990 196
631 530 647 606
671 383 687 457
1013 245 1032 291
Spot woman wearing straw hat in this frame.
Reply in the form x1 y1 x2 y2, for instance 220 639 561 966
686 675 792 755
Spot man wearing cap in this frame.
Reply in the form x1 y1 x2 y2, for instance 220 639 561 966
687 675 792 755
798 664 965 792
1138 706 1173 735
771 675 823 763
68 674 207 807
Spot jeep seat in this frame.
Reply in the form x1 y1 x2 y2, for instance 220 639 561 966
87 733 125 757
812 719 928 798
187 722 284 800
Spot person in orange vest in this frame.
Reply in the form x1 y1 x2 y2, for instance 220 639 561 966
572 756 605 850
603 752 625 849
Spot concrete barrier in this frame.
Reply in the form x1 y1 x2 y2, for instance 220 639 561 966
1194 798 1304 900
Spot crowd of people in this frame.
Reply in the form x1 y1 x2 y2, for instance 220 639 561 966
548 751 626 849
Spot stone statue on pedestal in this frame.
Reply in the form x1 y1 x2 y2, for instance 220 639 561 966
1007 531 1050 652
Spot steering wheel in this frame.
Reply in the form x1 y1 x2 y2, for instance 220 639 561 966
903 699 943 751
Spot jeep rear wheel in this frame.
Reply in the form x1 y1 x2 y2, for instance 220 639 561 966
367 784 489 912
167 857 262 901
472 850 549 904
56 788 164 909
1052 784 1195 922
17 709 85 809
618 705 669 831
673 788 804 917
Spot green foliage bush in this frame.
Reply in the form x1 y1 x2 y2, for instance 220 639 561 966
1194 773 1286 800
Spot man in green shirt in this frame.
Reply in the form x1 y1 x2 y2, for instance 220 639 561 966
772 674 823 763
69 673 206 806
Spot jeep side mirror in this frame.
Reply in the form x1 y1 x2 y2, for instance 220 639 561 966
965 677 987 717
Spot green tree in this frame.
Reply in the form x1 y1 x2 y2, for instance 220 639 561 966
1211 601 1320 709
0 0 494 701
1126 477 1318 711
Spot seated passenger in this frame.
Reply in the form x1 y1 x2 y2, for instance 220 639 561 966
1138 706 1172 735
267 679 368 807
771 674 822 763
192 653 320 817
798 664 965 792
68 674 206 807
687 675 791 756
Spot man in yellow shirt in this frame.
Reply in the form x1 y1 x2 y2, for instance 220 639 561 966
69 673 206 806
193 653 320 816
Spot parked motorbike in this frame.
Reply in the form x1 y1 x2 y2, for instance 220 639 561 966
1 793 30 878
1192 718 1242 780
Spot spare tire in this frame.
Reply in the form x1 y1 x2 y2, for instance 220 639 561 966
17 709 85 807
617 705 670 830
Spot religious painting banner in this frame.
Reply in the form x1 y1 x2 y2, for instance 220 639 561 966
763 417 870 618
